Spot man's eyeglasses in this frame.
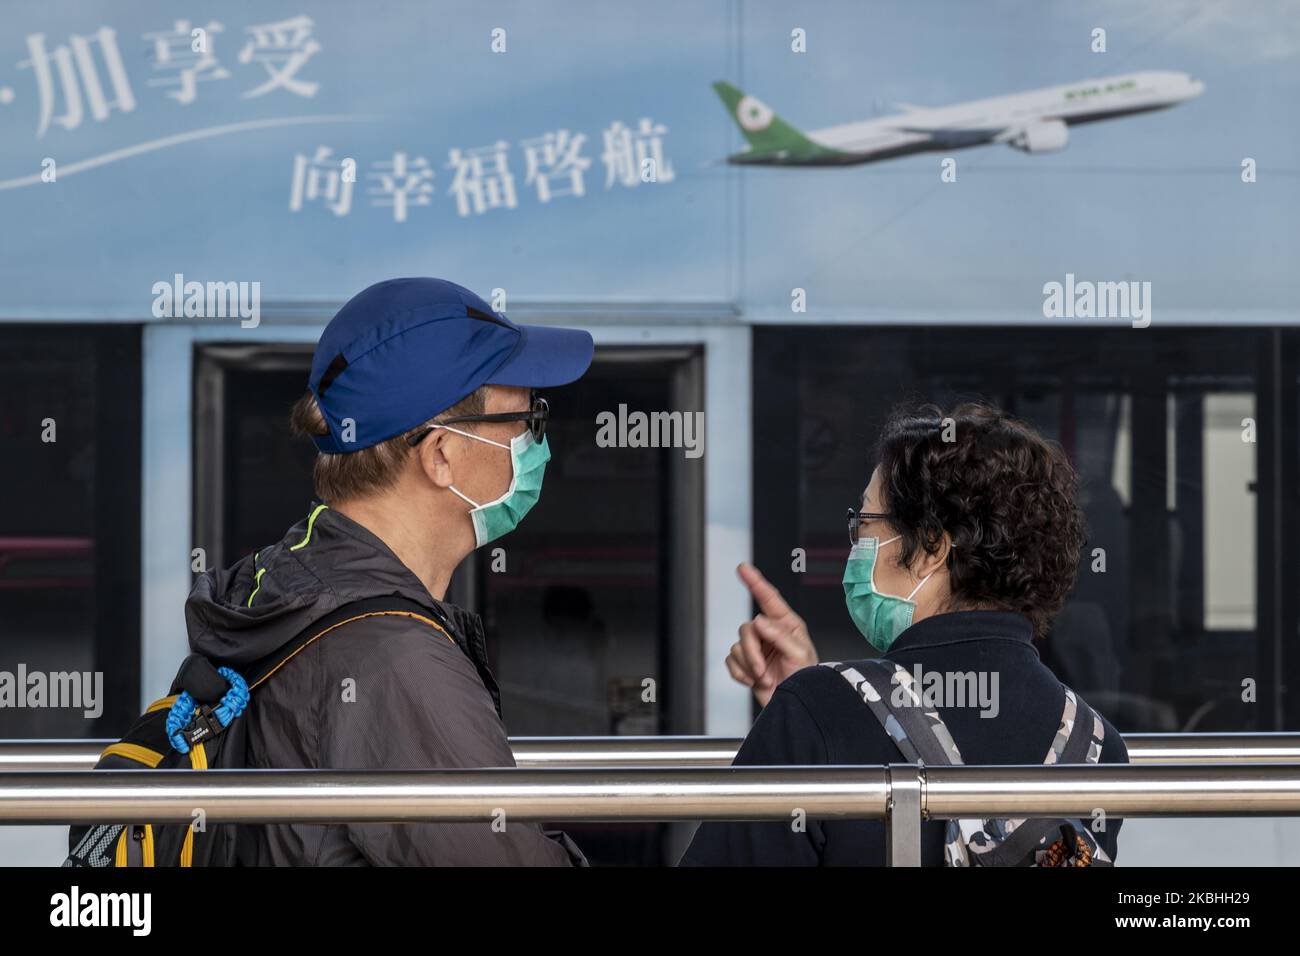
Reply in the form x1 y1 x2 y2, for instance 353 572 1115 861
847 507 893 546
407 393 550 447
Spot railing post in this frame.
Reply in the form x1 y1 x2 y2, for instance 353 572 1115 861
886 763 924 867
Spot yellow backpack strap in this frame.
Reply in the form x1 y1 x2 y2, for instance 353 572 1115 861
243 596 455 693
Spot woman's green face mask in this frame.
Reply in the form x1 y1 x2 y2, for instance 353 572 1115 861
842 535 934 653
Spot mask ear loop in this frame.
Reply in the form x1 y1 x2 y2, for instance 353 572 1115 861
907 539 955 600
868 535 902 591
428 424 510 511
446 485 482 509
430 423 510 450
905 571 933 602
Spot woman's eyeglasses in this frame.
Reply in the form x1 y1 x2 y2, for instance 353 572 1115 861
847 507 893 546
407 393 550 447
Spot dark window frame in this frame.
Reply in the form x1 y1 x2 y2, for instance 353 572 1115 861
752 325 1300 732
0 323 142 738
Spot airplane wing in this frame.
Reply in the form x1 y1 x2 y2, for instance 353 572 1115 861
891 125 1009 148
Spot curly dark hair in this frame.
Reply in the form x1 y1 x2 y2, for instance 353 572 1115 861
871 402 1085 638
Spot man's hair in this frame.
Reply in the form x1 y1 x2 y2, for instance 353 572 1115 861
872 401 1085 638
290 386 489 503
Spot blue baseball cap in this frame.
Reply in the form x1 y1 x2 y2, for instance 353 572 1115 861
308 277 594 453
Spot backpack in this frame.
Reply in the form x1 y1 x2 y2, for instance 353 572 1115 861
822 658 1113 867
63 595 453 867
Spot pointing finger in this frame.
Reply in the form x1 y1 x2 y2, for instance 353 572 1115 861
737 562 794 620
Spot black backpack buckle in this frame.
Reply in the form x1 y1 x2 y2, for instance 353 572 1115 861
184 705 227 747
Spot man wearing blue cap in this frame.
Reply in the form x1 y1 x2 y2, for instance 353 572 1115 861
184 278 593 866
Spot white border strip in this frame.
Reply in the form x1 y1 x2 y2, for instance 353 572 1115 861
140 321 754 735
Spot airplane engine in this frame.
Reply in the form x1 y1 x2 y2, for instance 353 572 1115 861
1008 119 1068 153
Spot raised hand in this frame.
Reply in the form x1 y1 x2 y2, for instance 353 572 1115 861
726 562 819 707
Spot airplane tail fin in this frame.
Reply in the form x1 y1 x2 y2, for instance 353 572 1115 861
712 81 843 163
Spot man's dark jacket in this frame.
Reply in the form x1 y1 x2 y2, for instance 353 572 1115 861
185 504 581 866
680 610 1128 866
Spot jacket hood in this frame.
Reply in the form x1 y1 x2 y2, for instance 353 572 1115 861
185 504 441 667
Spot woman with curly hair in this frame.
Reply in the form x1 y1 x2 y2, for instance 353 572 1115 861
680 401 1128 866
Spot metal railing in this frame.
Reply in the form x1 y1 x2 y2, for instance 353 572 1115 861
6 763 1300 865
3 733 1300 771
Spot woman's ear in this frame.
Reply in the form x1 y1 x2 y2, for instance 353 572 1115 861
915 530 953 578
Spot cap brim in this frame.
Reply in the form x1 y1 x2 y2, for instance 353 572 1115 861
486 324 594 388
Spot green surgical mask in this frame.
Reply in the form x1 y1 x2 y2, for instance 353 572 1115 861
842 535 934 653
437 426 550 547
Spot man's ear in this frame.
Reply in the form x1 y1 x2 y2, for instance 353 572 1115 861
415 428 457 489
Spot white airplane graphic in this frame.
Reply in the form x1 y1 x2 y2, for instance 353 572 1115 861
714 71 1204 165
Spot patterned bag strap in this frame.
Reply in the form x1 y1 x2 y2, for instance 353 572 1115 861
1046 685 1106 766
960 687 1112 867
824 659 979 865
821 660 964 767
824 661 1114 865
